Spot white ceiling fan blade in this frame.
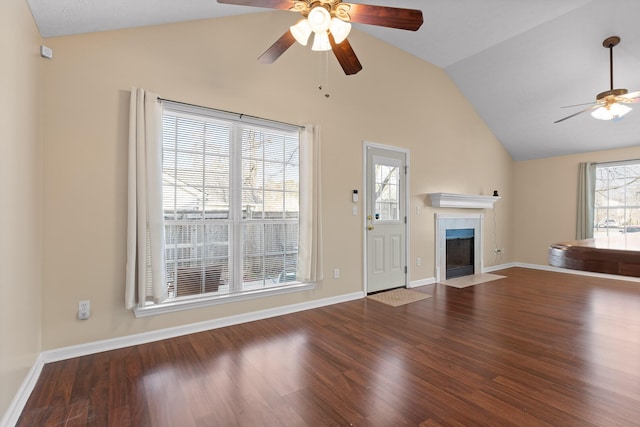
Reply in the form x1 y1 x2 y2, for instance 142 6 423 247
554 103 602 124
618 90 640 103
560 101 596 108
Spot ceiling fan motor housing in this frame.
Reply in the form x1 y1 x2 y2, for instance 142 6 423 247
596 88 628 101
603 36 620 48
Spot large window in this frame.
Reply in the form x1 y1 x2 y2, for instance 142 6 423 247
594 161 640 237
161 103 301 299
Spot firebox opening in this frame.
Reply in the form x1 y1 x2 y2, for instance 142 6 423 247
445 228 475 279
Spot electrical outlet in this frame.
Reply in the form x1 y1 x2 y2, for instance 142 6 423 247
333 268 340 279
416 257 422 266
78 300 90 320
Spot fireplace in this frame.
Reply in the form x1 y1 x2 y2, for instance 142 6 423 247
445 228 475 279
435 214 483 282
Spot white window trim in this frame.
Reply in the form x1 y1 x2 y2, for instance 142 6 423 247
140 100 307 316
134 281 316 318
594 160 640 236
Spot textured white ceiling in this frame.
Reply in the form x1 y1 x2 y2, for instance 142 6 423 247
27 0 640 160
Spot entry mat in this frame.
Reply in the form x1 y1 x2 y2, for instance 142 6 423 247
440 273 506 289
367 288 432 307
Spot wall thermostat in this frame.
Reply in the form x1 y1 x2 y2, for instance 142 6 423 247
352 190 359 203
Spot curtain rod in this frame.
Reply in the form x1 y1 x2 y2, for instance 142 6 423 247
594 158 640 166
157 97 305 131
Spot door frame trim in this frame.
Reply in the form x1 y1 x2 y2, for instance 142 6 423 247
362 141 410 294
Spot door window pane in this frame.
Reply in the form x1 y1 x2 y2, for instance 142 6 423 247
374 162 400 221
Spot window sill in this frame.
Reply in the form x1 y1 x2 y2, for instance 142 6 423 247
133 282 316 318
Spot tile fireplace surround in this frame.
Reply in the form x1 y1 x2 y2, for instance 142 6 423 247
435 214 483 282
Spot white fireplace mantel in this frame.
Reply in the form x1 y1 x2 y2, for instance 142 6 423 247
428 193 500 209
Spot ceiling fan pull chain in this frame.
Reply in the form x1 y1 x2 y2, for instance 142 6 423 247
318 50 330 98
324 50 330 98
317 50 323 93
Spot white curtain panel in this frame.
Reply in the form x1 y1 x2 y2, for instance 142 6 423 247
298 124 324 283
576 162 596 240
125 88 167 309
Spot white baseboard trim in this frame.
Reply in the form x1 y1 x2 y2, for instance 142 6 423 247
407 262 640 287
42 291 365 364
483 262 518 272
3 291 364 426
513 262 640 283
409 277 436 288
1 354 45 427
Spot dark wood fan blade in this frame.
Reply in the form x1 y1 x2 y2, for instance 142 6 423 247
216 0 294 10
346 3 423 30
329 33 363 75
258 31 296 64
554 104 601 124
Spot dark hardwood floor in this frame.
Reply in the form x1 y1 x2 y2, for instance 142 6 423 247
18 267 640 426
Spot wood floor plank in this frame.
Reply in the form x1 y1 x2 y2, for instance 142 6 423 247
17 267 640 426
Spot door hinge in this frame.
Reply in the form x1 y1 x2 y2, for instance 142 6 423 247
404 165 408 174
404 266 408 274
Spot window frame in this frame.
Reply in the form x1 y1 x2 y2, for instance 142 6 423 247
134 102 314 318
593 160 640 238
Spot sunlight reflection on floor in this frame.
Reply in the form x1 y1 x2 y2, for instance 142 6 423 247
585 287 640 393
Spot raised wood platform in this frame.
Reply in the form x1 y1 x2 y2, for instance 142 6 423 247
549 233 640 277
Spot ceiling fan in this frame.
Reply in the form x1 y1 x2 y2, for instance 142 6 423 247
555 36 640 123
216 0 423 75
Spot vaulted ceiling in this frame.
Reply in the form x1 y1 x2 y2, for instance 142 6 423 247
27 0 640 160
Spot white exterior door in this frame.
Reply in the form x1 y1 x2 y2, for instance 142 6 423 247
365 145 408 293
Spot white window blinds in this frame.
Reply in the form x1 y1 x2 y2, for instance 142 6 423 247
159 102 301 300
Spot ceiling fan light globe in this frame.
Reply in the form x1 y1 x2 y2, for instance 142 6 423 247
610 102 632 118
290 19 312 46
308 6 331 33
311 31 331 51
329 18 351 44
590 103 632 121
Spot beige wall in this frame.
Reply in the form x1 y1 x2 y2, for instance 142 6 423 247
514 146 640 265
38 12 513 350
0 0 43 416
4 2 638 417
